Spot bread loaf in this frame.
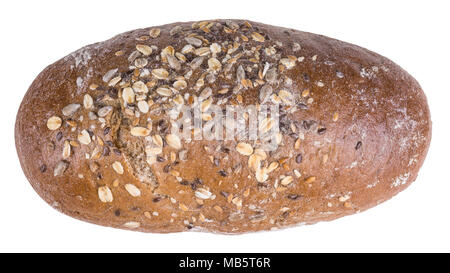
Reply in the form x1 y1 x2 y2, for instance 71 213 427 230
15 20 431 233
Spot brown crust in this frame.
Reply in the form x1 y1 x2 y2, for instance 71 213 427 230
15 19 431 233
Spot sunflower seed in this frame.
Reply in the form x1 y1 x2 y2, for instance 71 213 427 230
47 116 62 130
78 129 91 145
167 54 181 70
185 37 202 47
125 184 141 197
98 186 113 202
62 104 81 116
259 84 272 103
236 65 245 83
88 111 97 120
181 44 194 54
190 56 204 69
102 68 118 82
261 62 270 77
108 76 121 87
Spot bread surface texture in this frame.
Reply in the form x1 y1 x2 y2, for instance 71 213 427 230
15 20 431 233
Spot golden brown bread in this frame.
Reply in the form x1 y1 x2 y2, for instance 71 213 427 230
15 19 431 233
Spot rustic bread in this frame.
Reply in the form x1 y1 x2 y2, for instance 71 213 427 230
15 19 431 233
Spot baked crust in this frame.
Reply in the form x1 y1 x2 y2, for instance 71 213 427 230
15 20 431 233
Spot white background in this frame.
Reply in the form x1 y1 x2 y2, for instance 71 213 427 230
1 0 449 252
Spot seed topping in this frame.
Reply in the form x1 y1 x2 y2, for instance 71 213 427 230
236 142 253 156
125 184 141 197
47 116 62 130
112 161 124 174
166 134 182 149
98 186 113 202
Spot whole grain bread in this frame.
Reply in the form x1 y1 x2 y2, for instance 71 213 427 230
15 20 431 233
